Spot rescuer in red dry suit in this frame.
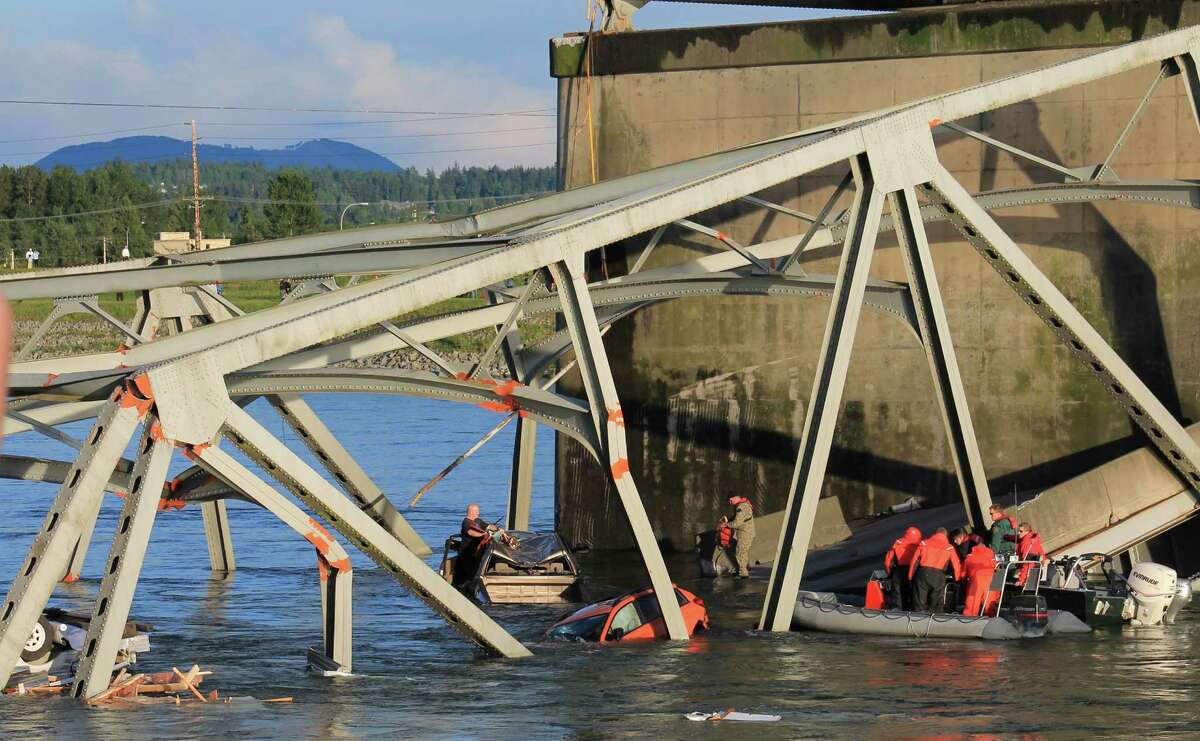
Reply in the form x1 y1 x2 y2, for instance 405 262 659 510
908 527 963 613
962 542 999 616
1013 522 1047 586
884 526 922 610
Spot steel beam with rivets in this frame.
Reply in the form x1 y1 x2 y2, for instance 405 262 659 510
72 416 174 698
0 380 149 687
549 254 689 640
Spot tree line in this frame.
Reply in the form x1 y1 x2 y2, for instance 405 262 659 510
0 160 557 267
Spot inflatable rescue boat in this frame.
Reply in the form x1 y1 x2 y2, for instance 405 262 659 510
791 591 1090 639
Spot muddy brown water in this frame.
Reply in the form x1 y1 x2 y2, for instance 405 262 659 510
0 396 1197 739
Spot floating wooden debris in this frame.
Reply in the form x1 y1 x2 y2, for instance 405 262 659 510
8 662 294 707
84 664 209 706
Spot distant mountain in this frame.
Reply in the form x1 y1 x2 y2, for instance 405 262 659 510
36 136 400 172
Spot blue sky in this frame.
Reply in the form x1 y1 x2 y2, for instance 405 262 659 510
0 2 854 170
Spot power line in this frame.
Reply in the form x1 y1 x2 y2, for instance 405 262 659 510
203 125 555 142
0 99 555 116
0 116 555 147
197 112 555 127
0 126 555 156
0 123 185 145
0 199 182 223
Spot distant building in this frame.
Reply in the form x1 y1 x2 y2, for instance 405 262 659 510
152 231 231 255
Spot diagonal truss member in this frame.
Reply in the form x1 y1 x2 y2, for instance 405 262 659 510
0 381 151 688
220 401 531 657
550 254 689 640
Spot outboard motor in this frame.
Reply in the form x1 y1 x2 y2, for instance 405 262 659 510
1126 562 1178 626
1164 576 1192 625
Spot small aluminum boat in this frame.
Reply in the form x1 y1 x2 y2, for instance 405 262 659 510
441 530 582 604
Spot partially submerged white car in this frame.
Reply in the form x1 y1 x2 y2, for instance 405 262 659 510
9 608 151 686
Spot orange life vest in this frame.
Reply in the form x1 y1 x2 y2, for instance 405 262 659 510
717 522 733 549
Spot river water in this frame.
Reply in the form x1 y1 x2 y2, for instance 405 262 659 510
0 395 1198 739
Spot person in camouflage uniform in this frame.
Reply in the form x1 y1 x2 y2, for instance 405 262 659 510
728 496 755 578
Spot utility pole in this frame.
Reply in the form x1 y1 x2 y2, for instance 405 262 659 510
191 119 202 250
101 236 108 264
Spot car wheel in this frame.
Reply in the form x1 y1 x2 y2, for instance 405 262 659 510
21 617 54 665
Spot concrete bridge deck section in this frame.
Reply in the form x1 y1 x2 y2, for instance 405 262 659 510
798 421 1200 593
1020 422 1200 559
552 0 1200 563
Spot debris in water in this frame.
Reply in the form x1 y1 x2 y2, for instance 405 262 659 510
686 708 781 722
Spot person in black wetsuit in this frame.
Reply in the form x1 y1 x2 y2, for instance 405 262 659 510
454 503 497 588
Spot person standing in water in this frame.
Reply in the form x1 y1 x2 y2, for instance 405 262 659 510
727 496 755 578
455 503 497 588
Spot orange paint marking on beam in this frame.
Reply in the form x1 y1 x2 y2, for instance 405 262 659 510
607 406 625 427
307 517 333 541
477 401 514 414
493 379 521 397
610 458 630 480
119 374 155 416
305 531 332 556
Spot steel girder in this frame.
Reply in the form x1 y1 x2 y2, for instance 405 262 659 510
199 500 236 573
192 444 354 673
760 153 886 631
196 283 432 559
0 132 831 301
0 454 131 493
3 26 1200 681
218 402 531 658
924 166 1200 492
226 369 601 460
267 394 432 557
16 295 142 361
0 385 147 688
889 185 992 528
550 255 689 640
488 289 538 531
7 272 918 402
7 179 1199 388
72 418 173 698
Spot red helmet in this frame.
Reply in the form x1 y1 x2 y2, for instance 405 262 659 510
728 496 749 506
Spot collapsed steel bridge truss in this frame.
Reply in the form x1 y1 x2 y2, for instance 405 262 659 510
2 27 1200 695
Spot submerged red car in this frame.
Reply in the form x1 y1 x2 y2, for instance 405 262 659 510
546 585 709 642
